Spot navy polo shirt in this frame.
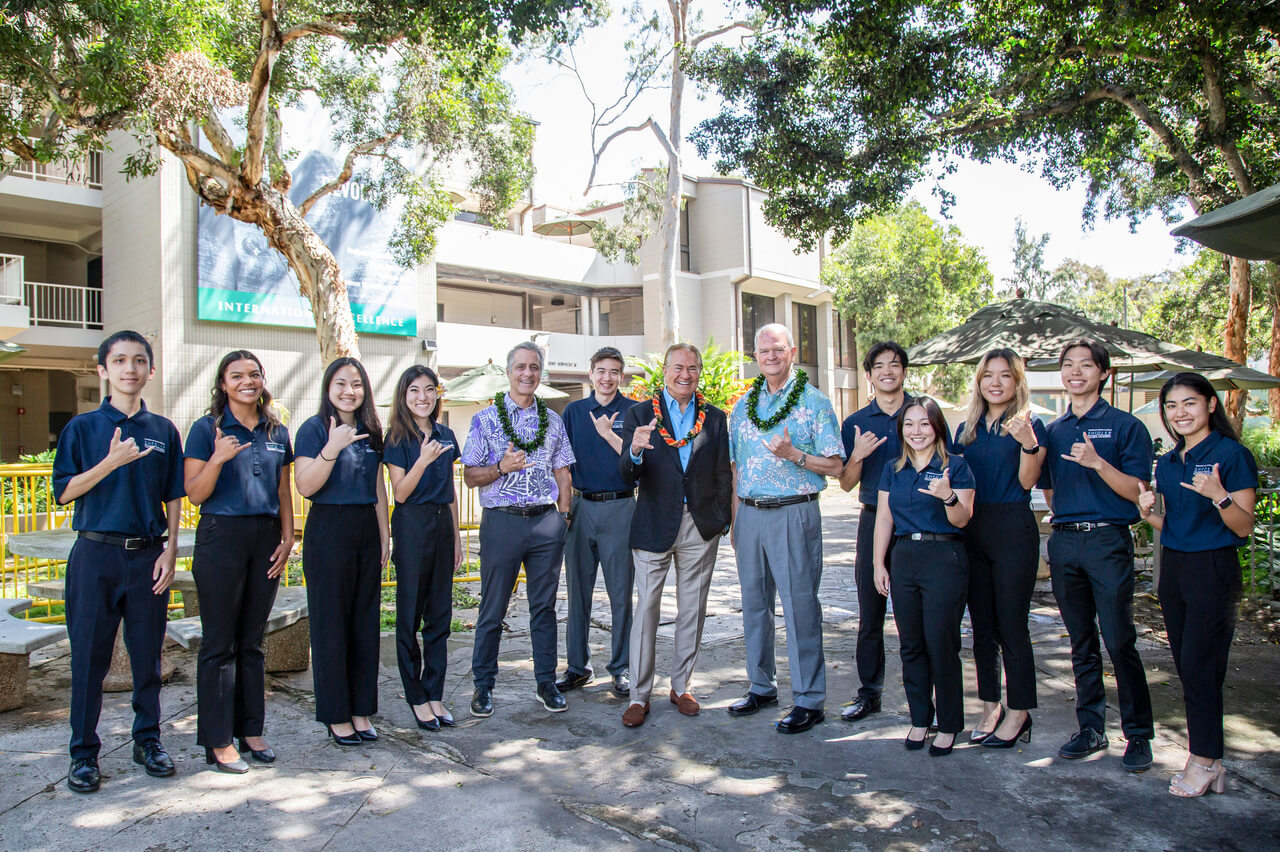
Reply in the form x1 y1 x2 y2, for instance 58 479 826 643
842 394 915 506
878 453 976 536
185 411 293 517
1155 431 1258 551
52 398 185 536
383 421 459 505
953 415 1048 505
563 393 638 493
1038 398 1152 525
294 414 382 505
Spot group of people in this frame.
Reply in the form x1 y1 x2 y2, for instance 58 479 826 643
52 324 1256 803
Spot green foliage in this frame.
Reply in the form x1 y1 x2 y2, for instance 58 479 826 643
690 1 1280 251
1242 425 1280 469
589 168 667 266
625 339 749 410
1140 252 1272 360
1240 490 1280 596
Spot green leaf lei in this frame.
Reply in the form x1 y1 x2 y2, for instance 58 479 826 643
493 392 549 453
745 369 808 432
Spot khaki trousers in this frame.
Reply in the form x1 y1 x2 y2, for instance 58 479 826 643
628 508 720 703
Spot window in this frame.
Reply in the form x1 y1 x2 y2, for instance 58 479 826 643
834 311 857 369
679 202 692 272
794 303 817 365
742 293 774 355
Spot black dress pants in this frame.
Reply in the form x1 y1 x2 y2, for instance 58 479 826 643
65 536 169 759
472 507 567 690
192 514 281 748
1159 546 1240 759
889 539 969 733
854 504 890 700
965 503 1039 710
391 502 455 704
1048 525 1154 739
302 503 381 723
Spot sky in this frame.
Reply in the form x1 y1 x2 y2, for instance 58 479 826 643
504 3 1196 287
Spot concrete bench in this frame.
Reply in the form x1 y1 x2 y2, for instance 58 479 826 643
0 599 69 712
165 586 310 673
26 578 176 691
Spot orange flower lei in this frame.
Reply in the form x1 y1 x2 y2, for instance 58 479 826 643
653 393 707 448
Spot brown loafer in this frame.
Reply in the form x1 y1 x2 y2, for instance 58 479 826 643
622 701 650 727
670 689 700 716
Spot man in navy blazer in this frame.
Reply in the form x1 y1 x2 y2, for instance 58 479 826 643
617 343 732 727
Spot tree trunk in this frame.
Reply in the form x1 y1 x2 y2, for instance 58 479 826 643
1269 261 1280 422
260 185 361 363
1222 254 1251 428
656 3 688 350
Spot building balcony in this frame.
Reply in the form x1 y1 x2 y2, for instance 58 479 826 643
435 322 644 375
0 254 102 341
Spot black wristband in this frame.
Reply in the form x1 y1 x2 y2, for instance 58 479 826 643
319 451 337 462
1021 444 1040 455
943 491 959 507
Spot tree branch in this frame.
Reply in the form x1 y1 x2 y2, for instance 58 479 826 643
267 104 291 192
155 132 242 188
242 0 279 187
689 20 753 48
298 133 399 216
198 111 238 164
585 118 674 194
1201 49 1255 197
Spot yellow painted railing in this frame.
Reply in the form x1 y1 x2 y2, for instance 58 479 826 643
1 463 485 622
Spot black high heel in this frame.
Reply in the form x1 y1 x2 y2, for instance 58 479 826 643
971 708 1006 743
411 704 441 732
982 714 1033 749
904 728 928 751
205 747 250 774
354 725 378 741
929 733 956 757
238 738 277 763
327 725 362 746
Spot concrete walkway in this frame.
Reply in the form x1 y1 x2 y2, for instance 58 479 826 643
1 488 1277 850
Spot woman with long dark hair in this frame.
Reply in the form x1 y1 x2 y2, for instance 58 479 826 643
953 349 1046 747
384 366 462 732
294 357 389 745
1139 372 1257 797
872 397 976 756
184 351 294 773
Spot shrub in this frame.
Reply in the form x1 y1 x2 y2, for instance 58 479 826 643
624 339 750 410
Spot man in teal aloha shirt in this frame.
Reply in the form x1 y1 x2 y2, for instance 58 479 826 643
727 322 845 734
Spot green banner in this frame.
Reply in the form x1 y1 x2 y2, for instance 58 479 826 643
197 286 414 337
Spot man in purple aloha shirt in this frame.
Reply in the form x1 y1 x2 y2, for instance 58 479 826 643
461 341 576 717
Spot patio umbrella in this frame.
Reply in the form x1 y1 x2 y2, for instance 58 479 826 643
1118 366 1280 392
442 362 569 406
533 217 598 247
907 298 1185 366
0 339 25 364
1170 183 1280 261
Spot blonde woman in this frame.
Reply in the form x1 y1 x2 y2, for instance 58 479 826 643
872 397 976 756
953 349 1046 747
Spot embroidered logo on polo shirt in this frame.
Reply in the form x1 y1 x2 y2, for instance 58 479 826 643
143 438 166 454
922 471 944 483
1193 464 1215 476
1084 429 1113 440
612 420 624 431
265 442 286 453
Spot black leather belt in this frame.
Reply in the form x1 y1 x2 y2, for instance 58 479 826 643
896 532 963 542
78 531 168 550
575 489 634 502
741 493 820 509
488 504 555 517
1052 521 1113 532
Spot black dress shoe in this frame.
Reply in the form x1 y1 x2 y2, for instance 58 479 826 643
776 706 824 734
1058 728 1107 760
840 695 881 722
132 740 176 778
438 710 456 728
727 692 779 717
327 725 362 746
471 687 494 717
353 725 378 741
537 681 568 712
205 747 250 774
983 715 1033 749
555 670 592 692
611 672 631 697
67 757 100 793
929 734 956 757
238 738 276 763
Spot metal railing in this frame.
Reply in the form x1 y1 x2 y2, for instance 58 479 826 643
24 281 103 329
3 149 103 190
1243 488 1279 599
1 463 484 622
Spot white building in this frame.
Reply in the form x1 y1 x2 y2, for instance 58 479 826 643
0 143 865 459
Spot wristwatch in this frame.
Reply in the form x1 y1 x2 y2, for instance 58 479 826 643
1215 494 1233 510
1021 443 1041 455
796 453 807 468
943 491 960 507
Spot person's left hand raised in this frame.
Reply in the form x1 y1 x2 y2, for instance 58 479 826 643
1181 462 1229 502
